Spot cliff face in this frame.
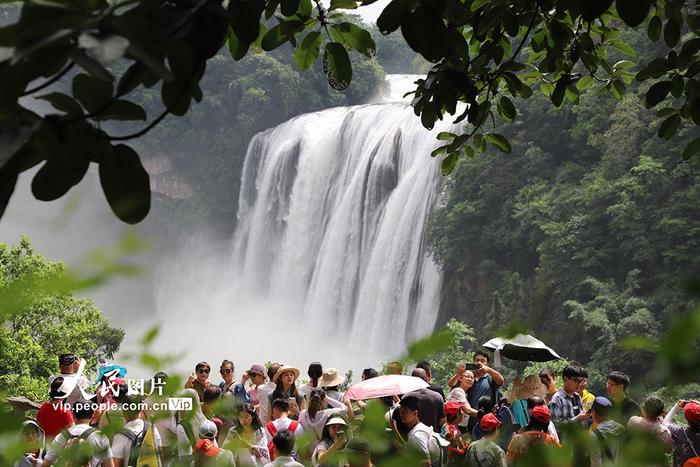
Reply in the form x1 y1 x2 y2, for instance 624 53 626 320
141 151 193 200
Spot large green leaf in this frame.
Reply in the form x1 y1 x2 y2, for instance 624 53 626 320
658 114 680 140
329 23 376 57
644 81 672 108
441 152 458 175
485 133 511 153
377 0 411 35
664 17 681 48
31 157 89 201
99 144 151 224
294 31 322 70
615 0 651 27
647 15 662 41
97 100 147 121
323 42 352 91
329 0 358 10
72 72 113 113
36 92 83 116
580 0 613 21
682 136 700 161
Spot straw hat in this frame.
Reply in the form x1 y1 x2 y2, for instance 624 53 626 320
514 374 548 400
320 368 345 388
272 365 300 383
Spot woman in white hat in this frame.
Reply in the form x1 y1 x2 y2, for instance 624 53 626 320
268 365 305 420
311 416 348 467
299 388 350 456
319 368 345 403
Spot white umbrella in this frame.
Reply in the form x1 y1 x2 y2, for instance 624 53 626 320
482 334 561 366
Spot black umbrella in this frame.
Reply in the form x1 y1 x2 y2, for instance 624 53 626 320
482 334 561 365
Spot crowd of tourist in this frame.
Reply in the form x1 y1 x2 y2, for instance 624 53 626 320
13 351 700 467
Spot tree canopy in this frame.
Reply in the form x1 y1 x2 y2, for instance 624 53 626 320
0 237 124 401
1 0 699 225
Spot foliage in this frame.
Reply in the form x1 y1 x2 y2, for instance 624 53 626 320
0 237 124 401
430 77 700 391
2 0 700 225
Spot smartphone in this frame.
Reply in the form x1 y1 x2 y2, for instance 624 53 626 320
288 397 297 406
464 363 479 371
337 430 345 439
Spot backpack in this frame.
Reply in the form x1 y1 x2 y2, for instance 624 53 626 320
60 427 97 467
266 420 299 461
117 421 157 467
683 428 700 467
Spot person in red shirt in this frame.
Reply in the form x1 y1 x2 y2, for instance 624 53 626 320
441 401 468 464
36 377 74 442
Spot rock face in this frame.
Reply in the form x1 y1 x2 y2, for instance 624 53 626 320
141 151 193 200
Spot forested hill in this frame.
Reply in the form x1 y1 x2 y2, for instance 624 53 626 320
430 80 700 387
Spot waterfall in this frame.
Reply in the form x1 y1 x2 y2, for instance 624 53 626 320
227 75 451 364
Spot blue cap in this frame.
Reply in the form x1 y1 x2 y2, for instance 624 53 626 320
593 396 612 408
94 363 127 384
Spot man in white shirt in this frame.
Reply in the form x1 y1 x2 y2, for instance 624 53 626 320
112 397 162 467
263 431 303 467
399 394 440 467
265 399 304 443
258 363 280 425
42 399 113 467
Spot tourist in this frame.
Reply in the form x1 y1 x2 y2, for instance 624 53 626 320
471 396 497 441
16 421 45 467
269 366 304 420
386 362 403 375
185 362 211 402
218 360 236 397
606 371 641 424
264 431 304 467
176 388 209 459
247 364 268 407
523 396 559 444
539 368 558 403
355 368 379 413
510 375 547 430
627 395 672 449
548 365 590 435
579 370 595 412
506 405 559 464
223 403 269 466
398 394 441 466
258 363 280 425
112 396 162 467
300 362 323 399
442 401 467 464
193 420 235 466
663 400 700 467
42 398 114 467
36 378 74 443
589 397 625 467
416 361 445 399
465 413 507 467
448 351 504 431
144 372 178 461
319 368 345 402
362 368 379 380
47 354 90 406
446 369 477 433
264 398 304 460
311 416 348 467
201 384 222 419
391 385 446 441
343 438 373 467
299 388 349 455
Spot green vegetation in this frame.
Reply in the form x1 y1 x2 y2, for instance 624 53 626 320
0 238 124 401
429 77 700 390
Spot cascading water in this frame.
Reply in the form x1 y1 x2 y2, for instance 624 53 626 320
154 75 455 371
227 74 450 364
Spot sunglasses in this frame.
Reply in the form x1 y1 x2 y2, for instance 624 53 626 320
220 368 232 374
197 368 210 374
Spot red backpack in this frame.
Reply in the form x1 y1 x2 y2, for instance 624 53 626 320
266 420 299 460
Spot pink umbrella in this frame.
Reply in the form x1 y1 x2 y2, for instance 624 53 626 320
344 375 429 401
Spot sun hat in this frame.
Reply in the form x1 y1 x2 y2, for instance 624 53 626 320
320 368 345 387
444 401 463 418
514 374 548 400
531 405 551 424
248 364 265 377
446 387 467 404
480 413 502 432
199 420 218 439
94 363 128 385
684 402 700 423
325 416 348 427
272 365 300 383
